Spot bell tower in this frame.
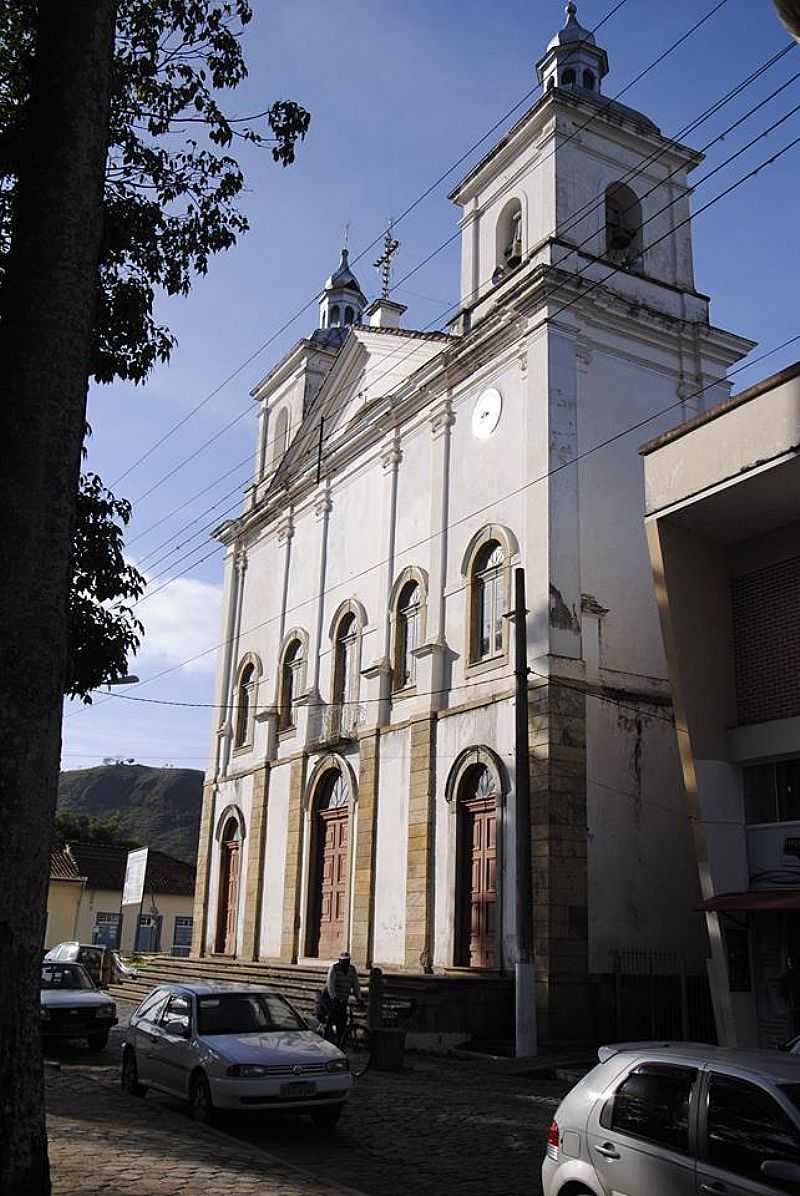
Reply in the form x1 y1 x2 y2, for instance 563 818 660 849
449 3 703 322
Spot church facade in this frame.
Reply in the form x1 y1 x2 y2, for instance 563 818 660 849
191 7 754 1041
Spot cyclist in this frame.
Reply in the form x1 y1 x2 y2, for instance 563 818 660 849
325 950 362 1046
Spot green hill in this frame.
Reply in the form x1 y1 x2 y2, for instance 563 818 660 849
57 764 204 864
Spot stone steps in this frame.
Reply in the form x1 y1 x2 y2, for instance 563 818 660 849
109 955 350 1016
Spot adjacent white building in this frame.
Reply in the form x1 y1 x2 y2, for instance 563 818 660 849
191 5 754 1043
643 362 800 1048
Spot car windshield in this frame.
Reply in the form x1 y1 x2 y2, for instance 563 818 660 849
41 963 94 991
197 993 305 1036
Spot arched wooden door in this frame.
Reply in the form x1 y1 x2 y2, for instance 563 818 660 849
307 772 350 958
216 817 241 955
456 765 498 969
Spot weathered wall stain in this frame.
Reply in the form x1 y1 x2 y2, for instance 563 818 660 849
549 583 580 634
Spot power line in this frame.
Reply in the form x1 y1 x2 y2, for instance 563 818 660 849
127 96 800 608
110 1 634 493
113 0 740 506
65 324 800 724
124 39 799 583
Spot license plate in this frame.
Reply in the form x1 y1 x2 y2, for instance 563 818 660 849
280 1080 316 1098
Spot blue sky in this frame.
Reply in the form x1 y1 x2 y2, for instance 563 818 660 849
62 0 800 773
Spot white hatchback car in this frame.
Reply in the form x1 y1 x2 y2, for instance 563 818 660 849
122 981 351 1126
542 1041 800 1196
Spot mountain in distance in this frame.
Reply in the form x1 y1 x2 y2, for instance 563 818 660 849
57 763 204 864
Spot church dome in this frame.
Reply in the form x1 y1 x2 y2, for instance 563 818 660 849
536 2 609 95
319 246 367 331
324 248 365 297
547 3 595 49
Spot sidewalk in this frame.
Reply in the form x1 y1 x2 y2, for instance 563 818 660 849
46 1069 366 1196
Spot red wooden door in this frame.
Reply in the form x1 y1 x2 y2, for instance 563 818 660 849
314 809 348 958
216 838 240 955
459 800 497 968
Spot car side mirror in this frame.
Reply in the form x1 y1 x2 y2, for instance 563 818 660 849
761 1160 800 1185
305 1016 323 1035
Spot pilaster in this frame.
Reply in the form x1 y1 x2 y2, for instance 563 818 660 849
350 730 380 966
240 764 270 960
529 679 590 1041
190 780 217 958
280 756 307 963
404 715 437 969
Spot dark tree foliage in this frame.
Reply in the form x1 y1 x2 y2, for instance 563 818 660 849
0 1 309 697
0 0 310 384
53 809 140 849
68 472 144 702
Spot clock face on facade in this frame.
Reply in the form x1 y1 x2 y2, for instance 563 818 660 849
471 387 502 439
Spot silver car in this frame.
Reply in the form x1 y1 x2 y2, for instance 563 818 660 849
40 961 117 1050
542 1041 800 1195
122 981 352 1126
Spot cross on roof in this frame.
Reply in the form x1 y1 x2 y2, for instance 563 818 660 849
373 224 400 301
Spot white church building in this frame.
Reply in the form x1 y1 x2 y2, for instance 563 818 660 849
191 5 754 1043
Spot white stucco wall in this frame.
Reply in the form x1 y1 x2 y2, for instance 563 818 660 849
260 760 290 959
586 695 707 972
372 728 410 965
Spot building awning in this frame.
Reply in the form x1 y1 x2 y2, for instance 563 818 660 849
700 889 800 912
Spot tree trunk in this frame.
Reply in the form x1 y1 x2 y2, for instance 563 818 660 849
0 5 117 1194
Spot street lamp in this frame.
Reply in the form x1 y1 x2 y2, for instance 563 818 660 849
105 675 139 690
773 0 800 40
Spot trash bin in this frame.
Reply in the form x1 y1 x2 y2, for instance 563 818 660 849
370 1027 406 1071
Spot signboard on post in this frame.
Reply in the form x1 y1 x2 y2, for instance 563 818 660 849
122 848 148 906
120 848 148 953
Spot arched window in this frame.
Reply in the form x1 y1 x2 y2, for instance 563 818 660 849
234 663 255 748
473 541 505 661
583 69 595 90
333 613 357 706
605 182 643 266
344 305 355 325
496 198 523 277
279 638 305 731
272 407 289 468
394 581 420 690
547 77 555 91
562 67 576 86
330 304 341 327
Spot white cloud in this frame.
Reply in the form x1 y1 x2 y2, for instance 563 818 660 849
133 574 223 675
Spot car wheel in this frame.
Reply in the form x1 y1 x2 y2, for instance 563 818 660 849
311 1104 343 1129
87 1030 109 1051
190 1072 215 1124
121 1049 146 1098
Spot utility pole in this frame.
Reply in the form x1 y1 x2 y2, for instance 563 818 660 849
513 566 537 1056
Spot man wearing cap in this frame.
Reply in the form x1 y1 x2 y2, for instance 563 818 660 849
325 951 362 1046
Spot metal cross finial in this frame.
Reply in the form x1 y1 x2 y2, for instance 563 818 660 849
373 223 400 301
343 222 350 251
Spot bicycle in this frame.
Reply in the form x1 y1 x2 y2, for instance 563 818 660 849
322 997 371 1077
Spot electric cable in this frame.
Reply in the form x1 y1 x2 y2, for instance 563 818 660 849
112 0 733 503
64 325 800 723
125 42 800 582
129 100 800 603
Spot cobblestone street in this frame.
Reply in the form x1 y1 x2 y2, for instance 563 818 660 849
46 1002 573 1196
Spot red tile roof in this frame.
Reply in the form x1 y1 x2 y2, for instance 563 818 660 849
65 843 195 896
49 849 85 883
